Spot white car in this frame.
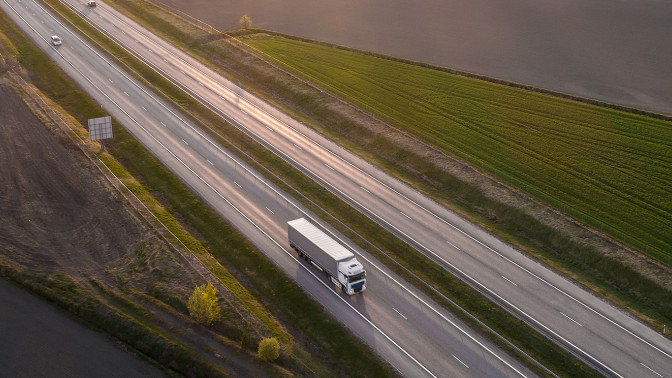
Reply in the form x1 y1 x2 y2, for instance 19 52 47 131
51 35 62 46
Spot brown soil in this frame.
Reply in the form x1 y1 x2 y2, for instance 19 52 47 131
0 71 281 376
0 82 142 276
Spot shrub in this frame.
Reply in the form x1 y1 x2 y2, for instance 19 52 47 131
187 283 220 325
257 337 280 361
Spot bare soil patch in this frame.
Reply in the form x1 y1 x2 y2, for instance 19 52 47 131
0 74 280 376
0 83 142 276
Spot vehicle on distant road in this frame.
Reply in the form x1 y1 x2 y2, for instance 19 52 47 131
288 218 366 295
51 35 62 46
88 0 96 7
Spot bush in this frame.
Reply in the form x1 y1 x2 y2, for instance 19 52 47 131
187 283 220 325
257 337 280 361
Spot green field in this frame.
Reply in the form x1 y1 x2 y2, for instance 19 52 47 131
244 34 672 265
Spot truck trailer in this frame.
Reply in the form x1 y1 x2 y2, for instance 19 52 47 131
288 218 366 295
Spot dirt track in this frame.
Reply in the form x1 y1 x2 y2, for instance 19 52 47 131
0 82 142 276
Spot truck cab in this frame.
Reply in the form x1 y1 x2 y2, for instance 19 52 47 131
338 259 366 294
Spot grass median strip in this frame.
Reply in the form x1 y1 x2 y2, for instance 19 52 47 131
39 0 608 375
4 3 393 376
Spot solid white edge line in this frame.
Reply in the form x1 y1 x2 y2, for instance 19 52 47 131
7 4 437 374
43 2 563 375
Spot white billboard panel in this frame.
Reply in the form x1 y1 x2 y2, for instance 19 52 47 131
88 116 112 141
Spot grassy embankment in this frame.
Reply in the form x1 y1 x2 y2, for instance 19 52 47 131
43 0 604 375
0 4 392 377
239 35 672 323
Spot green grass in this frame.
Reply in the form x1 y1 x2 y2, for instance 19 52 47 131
1 4 393 376
21 0 665 374
243 35 672 265
44 0 658 374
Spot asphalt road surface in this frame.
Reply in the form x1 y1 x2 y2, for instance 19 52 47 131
0 0 537 376
7 0 672 376
38 1 672 377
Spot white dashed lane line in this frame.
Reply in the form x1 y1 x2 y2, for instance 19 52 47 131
560 312 583 327
446 240 461 251
502 276 518 287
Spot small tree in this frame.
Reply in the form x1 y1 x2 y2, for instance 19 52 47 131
257 337 280 361
187 283 220 325
239 14 252 30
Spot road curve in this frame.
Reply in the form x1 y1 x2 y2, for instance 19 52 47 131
44 0 672 376
0 0 536 376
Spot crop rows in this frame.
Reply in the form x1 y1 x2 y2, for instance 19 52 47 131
245 35 672 264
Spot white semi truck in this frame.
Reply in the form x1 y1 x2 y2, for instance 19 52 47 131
288 218 366 295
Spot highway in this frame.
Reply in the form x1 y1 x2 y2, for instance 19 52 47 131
0 0 536 376
40 1 672 377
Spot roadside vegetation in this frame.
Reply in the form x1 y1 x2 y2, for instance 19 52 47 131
23 0 670 376
33 0 606 375
88 0 671 341
0 6 392 377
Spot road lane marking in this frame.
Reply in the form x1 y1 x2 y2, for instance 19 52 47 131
452 354 469 369
400 212 412 220
234 181 242 189
265 207 275 215
206 159 213 165
108 78 113 83
123 91 129 96
640 362 663 377
560 312 583 327
141 106 146 111
446 240 461 251
293 143 302 150
160 121 166 127
325 163 335 171
266 126 273 132
199 82 204 86
27 0 519 371
360 186 370 194
393 308 407 320
502 276 518 287
181 139 188 146
241 109 248 115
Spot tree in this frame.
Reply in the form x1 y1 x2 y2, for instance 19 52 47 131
257 337 280 361
187 283 220 325
239 14 252 30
